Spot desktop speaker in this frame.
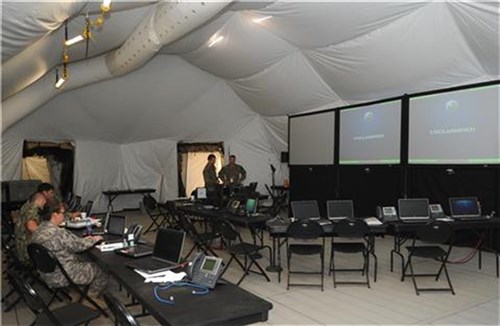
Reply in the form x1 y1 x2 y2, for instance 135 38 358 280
280 152 289 163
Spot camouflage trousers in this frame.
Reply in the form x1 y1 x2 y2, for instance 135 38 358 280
42 260 109 296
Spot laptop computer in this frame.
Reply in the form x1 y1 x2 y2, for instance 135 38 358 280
245 198 259 216
327 200 354 221
291 200 321 220
125 228 186 273
449 197 488 220
94 214 126 237
398 198 430 223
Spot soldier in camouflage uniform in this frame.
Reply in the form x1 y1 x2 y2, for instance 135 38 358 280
203 154 220 187
15 192 46 265
30 203 108 296
37 182 79 220
218 155 247 187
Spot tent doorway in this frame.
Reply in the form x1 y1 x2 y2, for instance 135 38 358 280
22 141 75 199
177 143 224 197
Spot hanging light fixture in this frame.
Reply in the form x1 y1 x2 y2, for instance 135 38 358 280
55 63 67 89
54 1 113 89
101 0 112 13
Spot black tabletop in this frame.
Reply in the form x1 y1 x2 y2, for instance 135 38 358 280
88 248 272 326
102 188 156 196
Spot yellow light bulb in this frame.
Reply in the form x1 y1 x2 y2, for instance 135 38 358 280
94 15 104 27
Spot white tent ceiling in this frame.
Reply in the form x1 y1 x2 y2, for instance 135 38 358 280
1 1 499 210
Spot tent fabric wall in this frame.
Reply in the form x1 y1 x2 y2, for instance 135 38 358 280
2 2 498 213
73 139 178 213
224 115 288 195
2 138 23 181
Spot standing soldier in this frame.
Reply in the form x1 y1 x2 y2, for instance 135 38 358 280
15 192 46 265
219 155 247 187
203 154 219 187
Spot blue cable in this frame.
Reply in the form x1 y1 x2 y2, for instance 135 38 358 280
154 282 210 305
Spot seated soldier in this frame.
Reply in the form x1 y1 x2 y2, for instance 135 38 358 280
30 202 108 296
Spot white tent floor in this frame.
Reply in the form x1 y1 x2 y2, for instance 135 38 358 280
2 210 499 325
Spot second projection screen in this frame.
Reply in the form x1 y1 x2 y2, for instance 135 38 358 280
339 100 401 164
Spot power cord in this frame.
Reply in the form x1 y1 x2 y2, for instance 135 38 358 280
154 282 209 305
447 237 483 264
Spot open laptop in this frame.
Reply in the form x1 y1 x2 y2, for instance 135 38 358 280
449 197 488 221
327 200 354 221
291 200 320 220
93 214 126 238
398 198 430 223
245 197 259 216
125 228 186 273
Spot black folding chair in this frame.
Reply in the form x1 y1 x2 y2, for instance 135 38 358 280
27 243 108 316
330 219 371 288
402 221 455 295
286 219 325 291
103 292 140 326
218 220 272 285
142 195 166 233
177 212 220 260
68 195 82 212
7 270 100 326
81 200 94 216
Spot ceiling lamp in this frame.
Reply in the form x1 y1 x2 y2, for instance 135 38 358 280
55 59 68 89
101 0 112 13
208 35 224 48
54 1 113 89
65 34 85 47
252 15 272 24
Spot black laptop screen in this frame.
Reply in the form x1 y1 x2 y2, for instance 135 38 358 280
107 215 126 236
450 197 480 217
291 200 320 219
245 198 258 214
153 228 185 263
398 198 430 218
327 200 354 218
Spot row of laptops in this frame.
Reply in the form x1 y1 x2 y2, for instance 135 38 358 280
398 197 488 222
291 197 488 222
92 211 186 274
291 200 355 221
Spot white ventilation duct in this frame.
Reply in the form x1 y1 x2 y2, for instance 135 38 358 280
2 1 233 132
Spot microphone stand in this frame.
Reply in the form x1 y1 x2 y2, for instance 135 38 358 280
270 164 276 197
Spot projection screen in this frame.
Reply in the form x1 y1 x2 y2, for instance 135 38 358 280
339 100 401 165
289 111 335 165
409 84 500 164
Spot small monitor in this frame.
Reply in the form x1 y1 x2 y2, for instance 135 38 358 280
398 198 430 219
153 228 186 264
196 188 207 200
107 215 126 236
245 198 258 215
449 197 480 217
291 200 320 220
327 200 354 220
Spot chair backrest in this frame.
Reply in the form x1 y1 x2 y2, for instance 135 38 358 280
103 292 140 326
334 219 369 238
287 219 323 240
7 270 60 325
177 212 199 238
27 243 58 273
82 200 94 216
217 220 240 242
416 221 453 244
69 195 82 211
143 195 159 213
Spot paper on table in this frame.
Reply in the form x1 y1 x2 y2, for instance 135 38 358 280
134 269 187 283
364 217 383 226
